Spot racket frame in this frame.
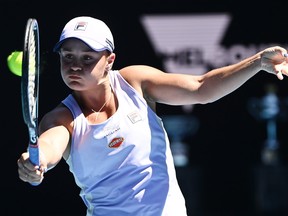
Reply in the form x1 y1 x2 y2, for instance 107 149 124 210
21 18 40 170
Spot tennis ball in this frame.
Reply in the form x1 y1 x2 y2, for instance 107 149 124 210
7 51 23 76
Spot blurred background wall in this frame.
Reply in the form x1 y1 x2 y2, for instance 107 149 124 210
2 1 288 215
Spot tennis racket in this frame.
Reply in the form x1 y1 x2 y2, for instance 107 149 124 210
21 18 40 186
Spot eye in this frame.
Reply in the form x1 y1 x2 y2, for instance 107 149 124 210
59 51 101 65
60 52 73 61
65 54 74 60
81 54 100 66
83 55 93 61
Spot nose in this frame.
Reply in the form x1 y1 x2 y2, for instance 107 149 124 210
71 66 82 71
69 57 83 71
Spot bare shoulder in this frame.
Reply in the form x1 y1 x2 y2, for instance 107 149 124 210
119 65 166 87
120 65 164 78
119 65 167 108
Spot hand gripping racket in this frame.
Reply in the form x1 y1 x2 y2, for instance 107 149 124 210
21 18 40 186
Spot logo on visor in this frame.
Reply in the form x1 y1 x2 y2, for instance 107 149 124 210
74 22 88 31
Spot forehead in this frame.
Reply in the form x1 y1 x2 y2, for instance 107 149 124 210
61 38 94 52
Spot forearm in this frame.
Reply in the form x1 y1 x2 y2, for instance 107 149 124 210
198 52 261 103
38 140 63 171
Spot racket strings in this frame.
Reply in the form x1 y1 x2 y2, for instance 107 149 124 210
28 28 37 121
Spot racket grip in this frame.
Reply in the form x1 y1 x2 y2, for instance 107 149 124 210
28 144 41 186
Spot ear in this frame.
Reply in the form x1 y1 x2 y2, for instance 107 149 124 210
106 53 116 71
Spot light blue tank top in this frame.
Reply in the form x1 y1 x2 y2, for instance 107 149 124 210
62 70 187 216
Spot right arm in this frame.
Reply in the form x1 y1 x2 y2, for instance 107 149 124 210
17 104 73 184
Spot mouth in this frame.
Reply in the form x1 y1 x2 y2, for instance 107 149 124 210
67 74 81 80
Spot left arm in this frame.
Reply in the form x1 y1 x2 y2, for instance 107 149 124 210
120 46 288 105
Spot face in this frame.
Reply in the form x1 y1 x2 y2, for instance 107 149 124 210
59 38 114 91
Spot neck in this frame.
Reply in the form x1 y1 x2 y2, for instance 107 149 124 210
91 87 113 120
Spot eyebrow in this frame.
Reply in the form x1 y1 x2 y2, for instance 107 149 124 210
60 47 95 53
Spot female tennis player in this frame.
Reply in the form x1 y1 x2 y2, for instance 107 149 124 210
17 16 288 216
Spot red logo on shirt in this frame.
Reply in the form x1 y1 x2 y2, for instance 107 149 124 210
108 137 124 148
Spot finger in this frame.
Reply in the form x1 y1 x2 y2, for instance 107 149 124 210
39 166 48 173
276 71 284 80
17 159 24 170
18 158 40 183
19 167 44 183
17 159 27 178
18 165 29 182
22 158 39 172
281 67 288 76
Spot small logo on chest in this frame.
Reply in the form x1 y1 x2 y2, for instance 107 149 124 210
127 111 142 124
108 137 124 148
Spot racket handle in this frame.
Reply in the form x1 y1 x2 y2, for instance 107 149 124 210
28 144 41 186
